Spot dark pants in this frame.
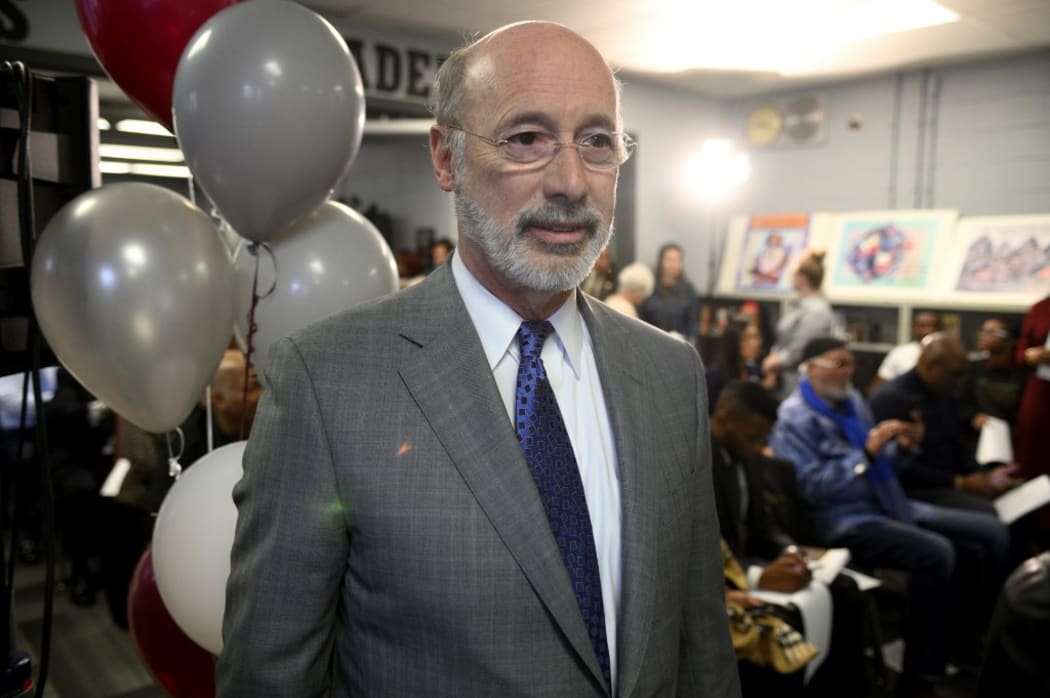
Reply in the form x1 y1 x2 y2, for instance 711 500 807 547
835 505 1009 680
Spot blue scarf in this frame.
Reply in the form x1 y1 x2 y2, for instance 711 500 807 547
799 379 913 522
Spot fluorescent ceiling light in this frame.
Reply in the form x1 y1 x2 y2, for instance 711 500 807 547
98 117 111 131
100 161 191 178
99 144 185 163
115 119 174 137
636 0 959 73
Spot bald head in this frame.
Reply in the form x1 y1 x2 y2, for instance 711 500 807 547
917 333 969 394
434 22 619 127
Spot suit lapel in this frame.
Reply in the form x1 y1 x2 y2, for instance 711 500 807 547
396 267 608 693
581 298 661 698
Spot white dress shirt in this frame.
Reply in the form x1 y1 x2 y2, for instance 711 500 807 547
451 252 622 685
877 341 921 380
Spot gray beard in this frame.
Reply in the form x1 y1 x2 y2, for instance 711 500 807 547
454 192 612 293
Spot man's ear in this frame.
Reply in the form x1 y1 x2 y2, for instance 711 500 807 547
430 125 455 192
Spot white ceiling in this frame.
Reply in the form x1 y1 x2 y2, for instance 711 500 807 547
303 0 1050 98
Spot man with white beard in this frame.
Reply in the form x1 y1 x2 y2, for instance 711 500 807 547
217 21 738 698
772 336 1007 698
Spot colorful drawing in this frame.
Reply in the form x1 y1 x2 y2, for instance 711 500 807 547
734 214 810 292
831 215 946 291
951 216 1050 300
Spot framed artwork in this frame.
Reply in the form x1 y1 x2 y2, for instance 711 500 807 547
939 215 1050 306
717 213 812 295
825 209 957 300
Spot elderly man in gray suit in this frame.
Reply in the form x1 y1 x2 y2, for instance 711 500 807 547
216 20 739 697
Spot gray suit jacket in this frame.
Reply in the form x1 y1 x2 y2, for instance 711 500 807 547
216 264 739 697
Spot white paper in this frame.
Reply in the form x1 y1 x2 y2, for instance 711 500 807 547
976 416 1014 465
994 474 1050 524
807 547 851 585
100 457 131 497
748 572 833 683
839 567 883 592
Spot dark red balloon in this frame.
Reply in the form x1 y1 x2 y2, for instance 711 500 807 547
128 547 216 698
75 0 241 129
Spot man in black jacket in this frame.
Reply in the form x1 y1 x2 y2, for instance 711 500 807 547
710 380 868 696
711 380 807 589
868 333 1017 515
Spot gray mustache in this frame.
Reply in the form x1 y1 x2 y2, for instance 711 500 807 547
516 202 603 233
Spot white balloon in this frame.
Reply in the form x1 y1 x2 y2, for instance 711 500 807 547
233 201 399 376
152 441 245 654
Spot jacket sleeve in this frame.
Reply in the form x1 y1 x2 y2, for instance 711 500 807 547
677 348 742 697
770 404 901 509
216 337 349 697
869 382 956 488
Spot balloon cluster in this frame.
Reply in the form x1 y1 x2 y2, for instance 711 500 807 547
31 2 403 693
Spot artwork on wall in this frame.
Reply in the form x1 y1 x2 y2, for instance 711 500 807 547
824 209 957 300
717 213 814 295
940 215 1050 306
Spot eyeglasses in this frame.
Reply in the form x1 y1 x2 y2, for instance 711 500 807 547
977 328 1010 338
808 357 855 370
444 124 635 171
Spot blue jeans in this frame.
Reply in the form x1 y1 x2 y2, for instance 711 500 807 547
833 505 1009 679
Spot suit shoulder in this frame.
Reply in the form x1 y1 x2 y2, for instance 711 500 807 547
589 299 698 357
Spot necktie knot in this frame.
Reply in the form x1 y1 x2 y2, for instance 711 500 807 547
518 320 555 362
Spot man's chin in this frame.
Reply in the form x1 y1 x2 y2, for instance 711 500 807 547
822 386 850 402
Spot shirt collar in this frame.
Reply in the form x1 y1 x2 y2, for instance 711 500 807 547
451 251 584 379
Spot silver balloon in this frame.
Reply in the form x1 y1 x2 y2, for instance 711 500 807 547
31 182 235 434
172 0 365 243
233 201 398 376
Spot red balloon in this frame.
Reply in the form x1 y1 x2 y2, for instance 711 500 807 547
128 547 216 698
75 0 241 129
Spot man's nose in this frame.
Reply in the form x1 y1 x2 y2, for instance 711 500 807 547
541 145 589 202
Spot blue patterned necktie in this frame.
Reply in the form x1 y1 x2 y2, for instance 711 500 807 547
515 320 611 688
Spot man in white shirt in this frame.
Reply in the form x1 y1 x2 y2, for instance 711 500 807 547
871 310 942 389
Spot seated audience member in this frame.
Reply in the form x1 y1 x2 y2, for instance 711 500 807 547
706 321 778 412
771 336 1010 697
869 311 941 391
958 317 1026 453
46 369 113 606
101 348 263 627
869 333 1019 515
712 380 866 696
737 300 775 360
722 538 818 697
976 551 1050 698
0 366 59 564
430 238 455 269
580 247 616 300
602 261 654 319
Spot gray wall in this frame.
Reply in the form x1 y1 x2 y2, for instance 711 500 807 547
337 133 457 251
725 52 1050 216
634 50 1050 294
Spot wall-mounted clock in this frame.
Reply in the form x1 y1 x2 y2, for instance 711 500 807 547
745 105 783 147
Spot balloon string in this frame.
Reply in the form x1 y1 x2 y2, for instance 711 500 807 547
186 171 196 206
204 384 214 453
241 244 277 440
166 427 186 480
